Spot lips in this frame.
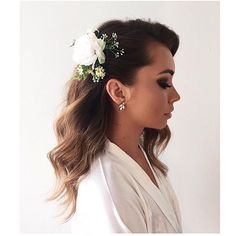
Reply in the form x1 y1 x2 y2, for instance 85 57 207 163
164 113 172 118
164 109 174 115
164 109 174 118
164 113 172 119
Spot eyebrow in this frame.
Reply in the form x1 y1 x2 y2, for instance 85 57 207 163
157 69 175 76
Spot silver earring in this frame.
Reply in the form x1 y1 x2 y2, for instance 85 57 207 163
118 101 126 111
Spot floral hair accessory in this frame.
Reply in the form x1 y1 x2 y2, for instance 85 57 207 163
70 28 125 83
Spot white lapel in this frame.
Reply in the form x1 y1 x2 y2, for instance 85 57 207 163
105 139 180 232
138 144 181 232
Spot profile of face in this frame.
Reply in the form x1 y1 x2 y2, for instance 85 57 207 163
106 42 181 130
128 42 181 129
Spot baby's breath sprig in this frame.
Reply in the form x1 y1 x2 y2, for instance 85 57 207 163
101 32 125 58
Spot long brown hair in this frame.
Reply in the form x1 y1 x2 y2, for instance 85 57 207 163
46 18 180 223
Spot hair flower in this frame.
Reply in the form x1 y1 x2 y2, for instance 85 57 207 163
70 28 125 83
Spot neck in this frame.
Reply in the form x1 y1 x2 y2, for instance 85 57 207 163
107 121 144 161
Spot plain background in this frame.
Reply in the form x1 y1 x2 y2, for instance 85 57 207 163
20 1 220 233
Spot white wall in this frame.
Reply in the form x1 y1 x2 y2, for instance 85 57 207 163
20 1 220 233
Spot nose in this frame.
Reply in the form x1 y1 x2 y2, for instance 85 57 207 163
170 88 181 104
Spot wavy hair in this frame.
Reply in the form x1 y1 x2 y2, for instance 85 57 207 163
46 18 180 223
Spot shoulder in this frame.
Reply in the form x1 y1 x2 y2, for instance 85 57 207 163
77 151 137 196
74 151 148 233
79 151 143 204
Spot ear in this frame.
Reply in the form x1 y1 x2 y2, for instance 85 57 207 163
105 78 132 105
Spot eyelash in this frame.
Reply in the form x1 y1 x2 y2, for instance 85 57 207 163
158 81 173 89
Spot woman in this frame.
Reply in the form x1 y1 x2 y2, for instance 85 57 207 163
47 18 182 233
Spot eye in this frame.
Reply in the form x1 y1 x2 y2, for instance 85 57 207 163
157 81 173 89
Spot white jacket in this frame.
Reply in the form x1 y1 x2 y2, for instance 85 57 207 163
71 138 182 233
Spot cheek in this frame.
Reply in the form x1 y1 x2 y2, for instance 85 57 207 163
147 97 166 119
130 87 167 117
146 87 167 110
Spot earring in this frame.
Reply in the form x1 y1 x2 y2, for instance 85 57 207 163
118 101 126 111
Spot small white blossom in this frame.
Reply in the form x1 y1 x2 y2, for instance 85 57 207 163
112 32 117 39
87 68 94 75
95 66 105 78
115 52 120 58
101 34 108 39
76 65 83 75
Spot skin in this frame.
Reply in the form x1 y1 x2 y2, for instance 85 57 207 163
105 42 181 166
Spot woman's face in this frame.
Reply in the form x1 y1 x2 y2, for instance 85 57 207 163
127 42 181 129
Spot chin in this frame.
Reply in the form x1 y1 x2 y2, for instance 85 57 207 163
157 124 168 129
145 122 168 130
144 116 169 129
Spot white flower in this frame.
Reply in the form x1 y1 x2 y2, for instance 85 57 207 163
72 29 106 70
71 28 125 83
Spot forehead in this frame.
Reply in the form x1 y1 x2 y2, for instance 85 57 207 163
147 42 175 72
